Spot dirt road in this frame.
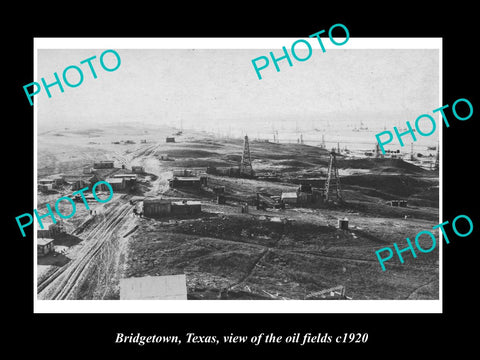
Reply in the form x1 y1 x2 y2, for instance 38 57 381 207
38 200 136 299
38 142 169 300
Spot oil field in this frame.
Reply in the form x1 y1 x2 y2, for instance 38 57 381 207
36 123 439 301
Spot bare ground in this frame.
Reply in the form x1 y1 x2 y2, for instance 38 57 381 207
37 125 439 300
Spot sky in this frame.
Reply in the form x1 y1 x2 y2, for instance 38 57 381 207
37 47 439 134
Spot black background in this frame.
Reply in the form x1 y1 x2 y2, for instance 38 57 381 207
7 4 478 356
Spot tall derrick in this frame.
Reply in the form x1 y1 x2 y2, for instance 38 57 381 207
240 135 254 176
324 151 342 202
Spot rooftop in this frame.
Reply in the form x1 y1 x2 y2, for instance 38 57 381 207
37 238 54 246
120 275 187 300
144 198 171 205
105 178 124 184
113 174 137 178
174 177 201 181
171 201 201 206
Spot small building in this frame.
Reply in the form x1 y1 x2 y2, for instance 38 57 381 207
132 166 144 173
297 192 313 204
93 160 114 169
38 178 55 185
83 166 92 174
281 192 298 204
38 220 64 238
212 186 225 194
51 175 65 186
207 166 241 177
312 188 324 203
120 275 187 300
143 198 171 217
73 192 95 203
172 169 195 177
388 200 407 207
159 154 170 161
38 183 53 192
112 174 137 188
113 173 138 181
38 178 55 191
71 179 88 191
298 184 312 193
338 218 349 230
140 139 147 143
169 177 202 188
171 200 202 215
37 238 54 257
217 194 226 204
104 177 126 191
88 174 101 188
166 137 175 143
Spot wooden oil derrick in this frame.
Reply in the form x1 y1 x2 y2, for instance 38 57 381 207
324 151 342 202
240 135 254 176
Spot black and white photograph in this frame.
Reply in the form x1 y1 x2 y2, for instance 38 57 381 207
8 7 478 356
34 39 440 312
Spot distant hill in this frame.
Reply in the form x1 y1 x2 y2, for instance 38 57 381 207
337 158 426 174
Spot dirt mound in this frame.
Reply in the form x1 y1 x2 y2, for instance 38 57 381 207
172 159 232 168
224 154 242 162
338 158 425 173
276 159 315 168
341 174 431 198
172 216 335 247
164 149 219 158
185 142 225 149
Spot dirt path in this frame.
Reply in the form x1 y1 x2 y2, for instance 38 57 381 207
38 200 136 299
37 141 171 300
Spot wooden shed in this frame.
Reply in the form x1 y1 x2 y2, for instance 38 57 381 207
104 177 126 191
37 238 54 256
281 192 298 204
169 177 202 188
171 201 202 215
131 166 145 173
143 199 171 217
93 160 114 169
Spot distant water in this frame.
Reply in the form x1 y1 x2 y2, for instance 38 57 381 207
207 128 439 156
